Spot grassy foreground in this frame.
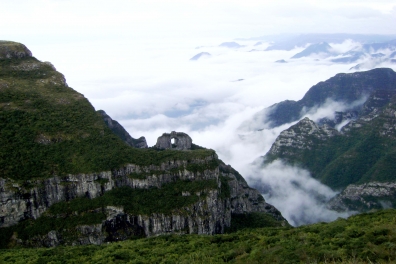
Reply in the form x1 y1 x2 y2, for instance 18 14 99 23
1 209 396 263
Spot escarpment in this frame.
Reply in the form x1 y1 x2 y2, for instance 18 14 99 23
0 150 286 247
0 41 287 248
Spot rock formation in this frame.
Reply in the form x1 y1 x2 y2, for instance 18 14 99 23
266 117 338 159
98 110 147 148
328 182 396 211
0 41 287 248
0 153 286 247
155 131 192 150
0 41 32 59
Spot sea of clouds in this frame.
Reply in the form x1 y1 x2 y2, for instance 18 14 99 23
32 38 396 226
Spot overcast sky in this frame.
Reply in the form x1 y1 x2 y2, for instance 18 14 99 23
2 0 396 41
2 0 396 225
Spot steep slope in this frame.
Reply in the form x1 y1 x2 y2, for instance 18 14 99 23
262 76 396 211
251 68 396 129
0 41 286 247
98 110 147 148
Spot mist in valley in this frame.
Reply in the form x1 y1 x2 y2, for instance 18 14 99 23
2 0 396 226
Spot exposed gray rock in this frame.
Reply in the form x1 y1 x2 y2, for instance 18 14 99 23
98 110 147 148
328 182 396 211
155 131 192 150
0 152 286 247
0 41 32 59
267 117 339 157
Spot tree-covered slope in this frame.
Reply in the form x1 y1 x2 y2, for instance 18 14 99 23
0 41 216 181
264 79 396 190
0 41 287 245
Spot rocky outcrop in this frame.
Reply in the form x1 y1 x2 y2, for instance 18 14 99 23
98 110 147 148
0 41 288 248
0 41 32 59
328 182 396 211
267 117 338 158
155 131 192 150
0 151 286 247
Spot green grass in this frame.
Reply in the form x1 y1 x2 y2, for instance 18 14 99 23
1 209 396 263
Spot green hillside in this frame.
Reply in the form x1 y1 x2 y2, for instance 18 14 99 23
0 42 216 182
1 209 396 263
0 41 286 246
264 70 396 190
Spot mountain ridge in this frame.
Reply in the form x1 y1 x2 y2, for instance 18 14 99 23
258 68 396 212
0 41 286 248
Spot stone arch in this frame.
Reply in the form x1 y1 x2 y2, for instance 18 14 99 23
155 131 192 150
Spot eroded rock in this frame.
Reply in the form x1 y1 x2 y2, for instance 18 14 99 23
155 131 192 150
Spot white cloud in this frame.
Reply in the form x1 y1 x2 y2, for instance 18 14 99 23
2 0 396 225
245 160 353 226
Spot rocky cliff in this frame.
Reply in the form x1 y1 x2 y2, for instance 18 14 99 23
0 41 287 248
98 110 147 148
1 150 285 247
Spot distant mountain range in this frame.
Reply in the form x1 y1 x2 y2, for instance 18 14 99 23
261 34 396 51
285 38 396 70
291 42 335 59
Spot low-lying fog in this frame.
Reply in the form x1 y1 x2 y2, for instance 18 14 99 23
34 38 396 226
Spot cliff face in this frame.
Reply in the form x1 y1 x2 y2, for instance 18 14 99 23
1 153 285 247
0 41 286 248
266 117 338 160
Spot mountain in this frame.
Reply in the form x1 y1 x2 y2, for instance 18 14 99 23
0 41 286 248
265 34 396 51
250 68 396 129
362 39 396 52
189 52 211 61
219 42 243 48
259 68 396 211
291 42 335 59
331 51 366 63
98 110 147 148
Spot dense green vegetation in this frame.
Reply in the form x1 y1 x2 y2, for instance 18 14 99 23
1 209 396 263
266 100 396 190
0 56 217 181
